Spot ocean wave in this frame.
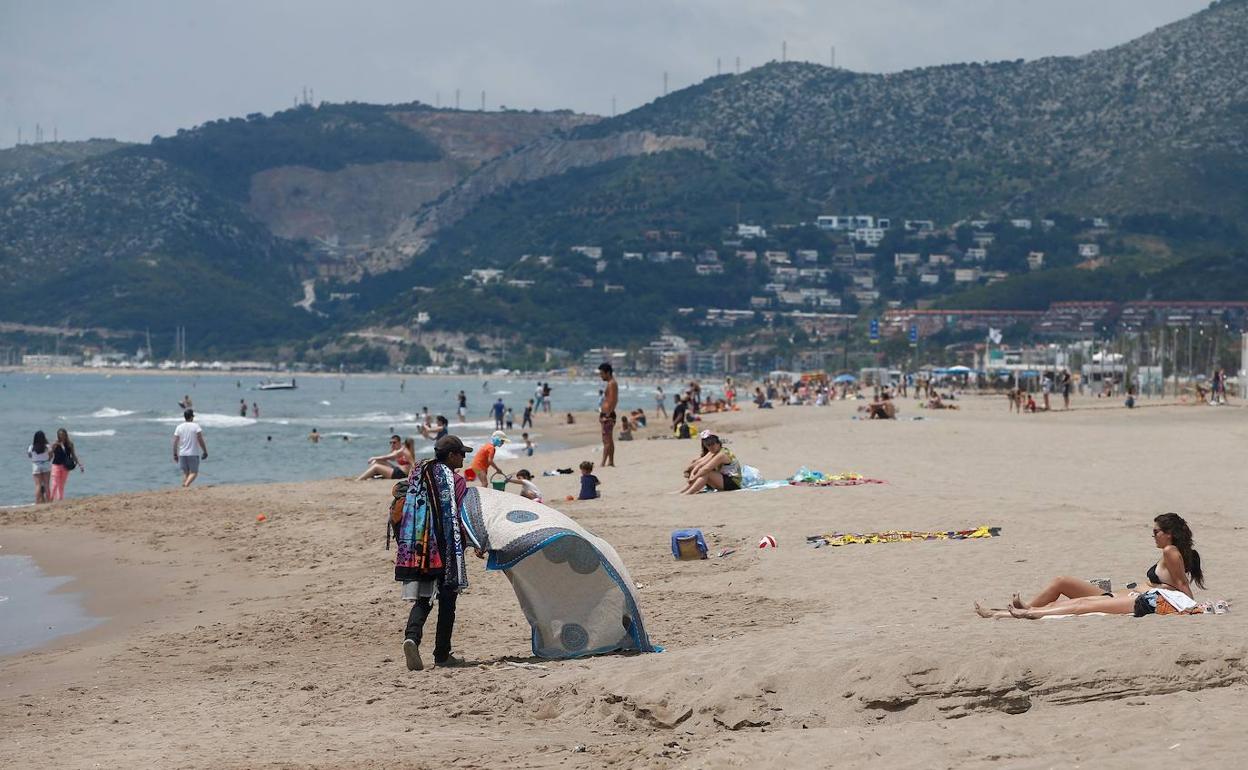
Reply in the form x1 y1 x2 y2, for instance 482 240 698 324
151 413 256 428
92 407 135 418
319 400 331 406
73 429 116 437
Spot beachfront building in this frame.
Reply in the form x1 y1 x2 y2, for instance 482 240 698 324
884 308 1046 338
22 354 79 368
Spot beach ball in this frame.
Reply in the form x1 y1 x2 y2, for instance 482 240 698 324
758 535 777 549
256 514 267 523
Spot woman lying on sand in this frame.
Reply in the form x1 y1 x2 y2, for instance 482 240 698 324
975 513 1204 619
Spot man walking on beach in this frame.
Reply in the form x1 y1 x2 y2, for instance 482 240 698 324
396 435 482 671
173 409 207 487
598 363 618 467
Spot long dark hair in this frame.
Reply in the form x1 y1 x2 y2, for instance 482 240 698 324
56 428 74 454
1155 512 1204 589
32 430 48 453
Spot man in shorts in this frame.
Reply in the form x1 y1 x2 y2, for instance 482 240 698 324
598 363 618 467
173 409 208 487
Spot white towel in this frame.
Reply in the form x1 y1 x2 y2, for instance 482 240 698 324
1155 588 1197 612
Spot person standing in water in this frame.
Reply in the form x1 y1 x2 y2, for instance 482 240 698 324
49 428 84 501
173 410 208 488
27 431 53 504
598 363 619 468
239 399 248 417
456 391 467 423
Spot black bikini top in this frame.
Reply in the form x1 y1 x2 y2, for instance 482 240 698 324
1146 564 1161 585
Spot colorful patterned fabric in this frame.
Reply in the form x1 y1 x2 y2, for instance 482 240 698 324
788 468 886 487
394 460 470 591
807 526 1002 548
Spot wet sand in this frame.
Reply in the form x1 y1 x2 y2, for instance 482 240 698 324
2 396 1246 768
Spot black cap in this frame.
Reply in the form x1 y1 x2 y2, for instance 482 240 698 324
435 434 473 456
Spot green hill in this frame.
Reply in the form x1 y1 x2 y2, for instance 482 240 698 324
3 1 1248 359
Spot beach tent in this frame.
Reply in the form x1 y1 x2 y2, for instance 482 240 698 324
832 373 857 383
458 487 658 659
946 365 973 374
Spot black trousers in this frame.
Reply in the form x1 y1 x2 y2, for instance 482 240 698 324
404 585 457 661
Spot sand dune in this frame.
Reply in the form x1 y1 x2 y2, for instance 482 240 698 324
2 395 1246 768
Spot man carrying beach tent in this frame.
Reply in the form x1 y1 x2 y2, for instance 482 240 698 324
390 436 658 669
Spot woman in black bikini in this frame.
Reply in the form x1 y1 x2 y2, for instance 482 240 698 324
975 513 1204 619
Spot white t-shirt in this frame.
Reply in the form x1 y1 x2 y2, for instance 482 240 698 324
174 422 203 457
517 479 543 500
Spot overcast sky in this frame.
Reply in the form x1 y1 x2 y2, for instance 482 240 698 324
0 0 1210 148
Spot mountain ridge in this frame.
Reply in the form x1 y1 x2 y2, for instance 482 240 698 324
2 2 1247 357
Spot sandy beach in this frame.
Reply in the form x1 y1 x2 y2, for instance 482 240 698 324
3 395 1247 768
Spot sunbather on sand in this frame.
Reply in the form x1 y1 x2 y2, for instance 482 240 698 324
975 513 1203 619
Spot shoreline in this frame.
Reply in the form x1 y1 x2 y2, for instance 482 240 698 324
0 412 609 661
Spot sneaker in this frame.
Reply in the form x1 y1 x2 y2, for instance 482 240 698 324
403 639 423 671
434 654 465 668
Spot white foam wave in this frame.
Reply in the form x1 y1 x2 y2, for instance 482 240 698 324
92 407 135 418
452 419 501 429
73 429 116 437
319 400 332 406
151 413 256 428
492 390 512 395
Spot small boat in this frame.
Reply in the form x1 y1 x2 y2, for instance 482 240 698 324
258 378 297 391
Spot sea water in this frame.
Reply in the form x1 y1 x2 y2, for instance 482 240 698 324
0 372 674 506
0 553 100 656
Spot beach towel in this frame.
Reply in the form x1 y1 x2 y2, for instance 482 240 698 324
1149 589 1230 616
789 467 887 487
393 460 471 591
459 487 659 659
807 526 1001 548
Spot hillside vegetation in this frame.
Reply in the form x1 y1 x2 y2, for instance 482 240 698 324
2 1 1247 356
